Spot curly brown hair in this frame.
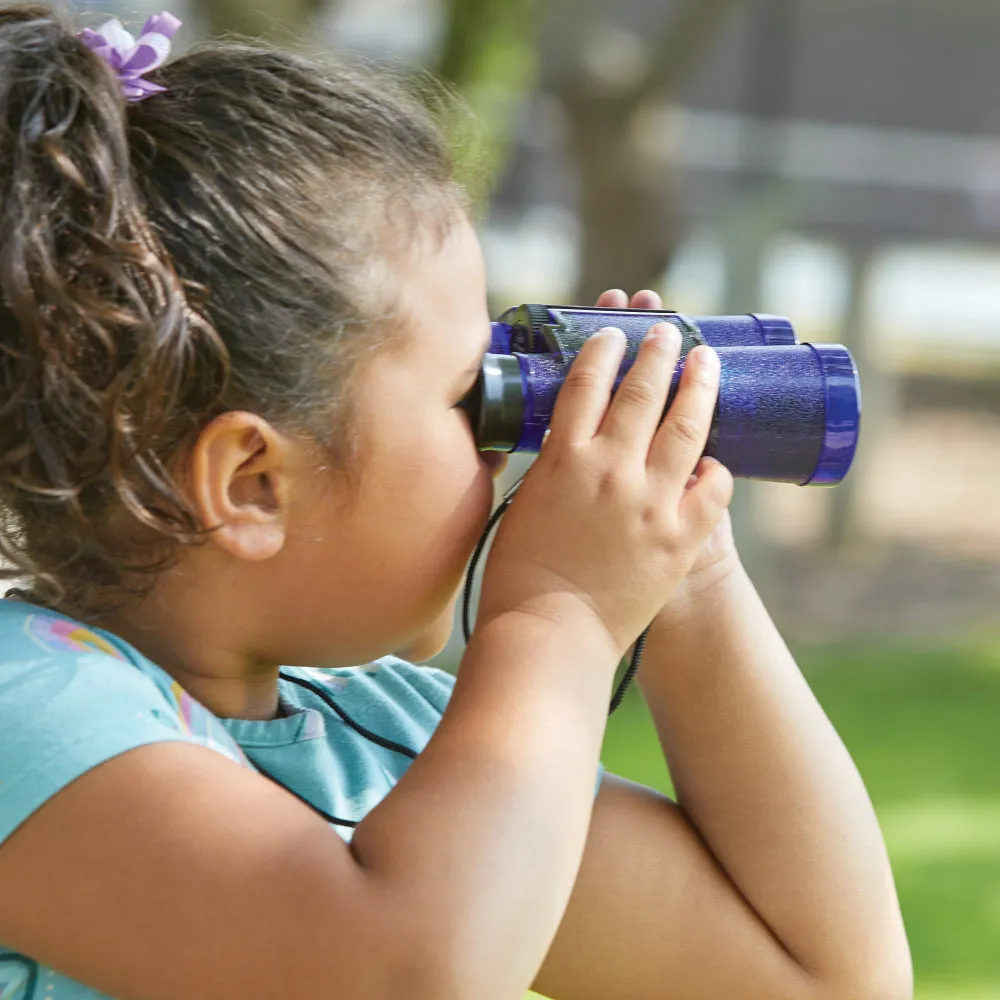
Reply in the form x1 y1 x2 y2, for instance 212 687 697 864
0 4 468 618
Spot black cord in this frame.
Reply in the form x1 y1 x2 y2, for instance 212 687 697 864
461 475 648 714
462 477 522 643
279 671 418 761
610 627 649 713
249 671 421 830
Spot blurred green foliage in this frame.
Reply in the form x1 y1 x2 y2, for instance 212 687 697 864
433 0 539 207
596 642 1000 1000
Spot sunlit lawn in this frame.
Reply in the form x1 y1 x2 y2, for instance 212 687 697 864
549 641 1000 1000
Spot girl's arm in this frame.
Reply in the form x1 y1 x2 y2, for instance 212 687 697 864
0 612 615 1000
0 325 730 1000
532 558 912 1000
534 285 910 1000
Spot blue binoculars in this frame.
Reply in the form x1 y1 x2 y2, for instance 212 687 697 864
462 304 861 486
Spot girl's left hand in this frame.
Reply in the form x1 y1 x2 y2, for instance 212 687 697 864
594 288 739 601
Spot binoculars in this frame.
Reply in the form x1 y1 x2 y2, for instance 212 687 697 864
461 304 861 486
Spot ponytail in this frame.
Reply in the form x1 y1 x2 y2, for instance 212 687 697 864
0 5 228 614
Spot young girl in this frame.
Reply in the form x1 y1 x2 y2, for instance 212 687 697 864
0 5 911 999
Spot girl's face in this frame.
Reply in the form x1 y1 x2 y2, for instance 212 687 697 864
274 215 502 665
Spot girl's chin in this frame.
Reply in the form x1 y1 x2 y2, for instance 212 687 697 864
395 639 446 663
393 602 459 663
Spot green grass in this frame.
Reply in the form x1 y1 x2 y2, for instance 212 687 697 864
589 641 1000 999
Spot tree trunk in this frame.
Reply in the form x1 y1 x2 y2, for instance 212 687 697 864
561 90 680 305
550 0 743 303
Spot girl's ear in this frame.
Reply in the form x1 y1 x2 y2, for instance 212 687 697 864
186 412 293 562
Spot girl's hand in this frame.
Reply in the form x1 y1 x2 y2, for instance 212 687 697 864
596 288 740 596
477 299 733 658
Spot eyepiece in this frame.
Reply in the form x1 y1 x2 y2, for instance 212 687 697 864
469 354 524 452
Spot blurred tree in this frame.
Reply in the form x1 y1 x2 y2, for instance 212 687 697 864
549 0 743 303
433 0 540 208
195 0 741 297
195 0 538 208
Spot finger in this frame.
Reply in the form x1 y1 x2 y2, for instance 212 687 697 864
596 288 628 309
648 344 721 488
547 327 627 443
680 456 734 533
597 322 681 452
630 289 663 310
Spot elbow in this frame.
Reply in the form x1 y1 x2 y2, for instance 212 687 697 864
384 914 536 1000
383 955 502 1000
866 964 914 1000
377 912 509 1000
858 942 914 1000
814 910 913 1000
376 930 463 1000
375 948 459 1000
389 939 525 1000
820 957 914 1000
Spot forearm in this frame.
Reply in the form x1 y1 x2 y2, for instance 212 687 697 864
351 611 617 1000
638 561 910 991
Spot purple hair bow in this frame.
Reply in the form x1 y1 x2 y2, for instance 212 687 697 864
78 12 182 102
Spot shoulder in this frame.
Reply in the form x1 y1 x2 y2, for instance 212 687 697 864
0 600 248 846
0 598 132 666
0 599 166 713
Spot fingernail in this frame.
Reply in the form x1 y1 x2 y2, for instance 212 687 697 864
646 322 680 349
594 326 625 341
691 345 720 376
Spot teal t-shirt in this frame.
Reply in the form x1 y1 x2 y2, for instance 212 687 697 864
0 599 457 1000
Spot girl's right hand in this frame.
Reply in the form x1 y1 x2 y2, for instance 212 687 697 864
477 325 734 658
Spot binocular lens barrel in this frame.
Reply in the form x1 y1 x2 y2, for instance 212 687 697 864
488 309 797 354
469 305 861 487
471 345 859 486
